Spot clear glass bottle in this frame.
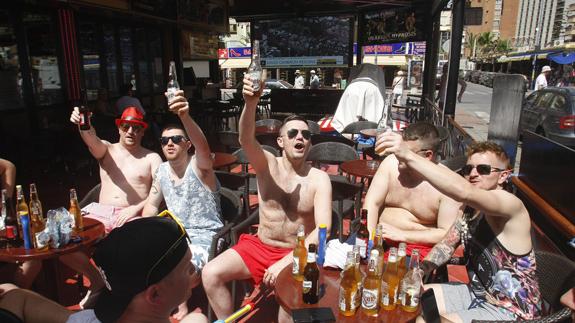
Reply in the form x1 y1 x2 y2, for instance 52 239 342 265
399 249 422 312
247 40 262 92
166 61 180 103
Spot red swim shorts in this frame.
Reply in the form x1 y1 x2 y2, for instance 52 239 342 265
385 239 433 259
232 234 292 285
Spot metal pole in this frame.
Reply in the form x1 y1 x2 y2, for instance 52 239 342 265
444 0 465 116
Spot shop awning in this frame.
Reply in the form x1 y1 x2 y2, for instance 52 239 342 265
219 58 250 69
498 53 549 62
548 52 575 65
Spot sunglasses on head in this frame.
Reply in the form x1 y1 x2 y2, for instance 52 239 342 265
461 164 506 176
145 210 191 286
160 135 188 146
286 128 311 140
119 122 143 132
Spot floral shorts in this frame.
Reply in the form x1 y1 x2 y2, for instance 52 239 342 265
439 283 517 323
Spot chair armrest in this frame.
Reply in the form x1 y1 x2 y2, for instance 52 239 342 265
209 222 236 261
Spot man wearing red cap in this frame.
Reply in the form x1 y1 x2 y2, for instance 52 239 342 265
65 105 162 306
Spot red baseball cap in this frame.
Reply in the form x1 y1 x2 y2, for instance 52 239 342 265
115 107 148 129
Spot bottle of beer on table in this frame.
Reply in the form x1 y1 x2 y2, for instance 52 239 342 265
29 184 47 250
247 40 262 92
302 243 319 304
397 242 408 280
400 249 422 312
361 249 381 316
69 188 83 232
381 247 400 310
353 245 363 307
339 251 359 316
356 209 370 260
2 189 19 247
16 185 32 250
1 189 8 247
292 224 307 281
166 61 180 104
373 224 386 277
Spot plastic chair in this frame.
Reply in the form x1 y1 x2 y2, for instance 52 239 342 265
330 178 362 242
306 120 321 134
215 170 250 219
255 118 282 129
307 142 359 174
208 187 244 262
310 133 355 146
341 121 378 158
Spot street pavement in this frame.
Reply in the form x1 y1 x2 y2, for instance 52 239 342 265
453 82 492 141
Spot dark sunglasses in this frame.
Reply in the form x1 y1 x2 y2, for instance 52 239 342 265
119 122 143 132
461 164 506 176
286 129 312 140
160 135 188 146
145 210 192 286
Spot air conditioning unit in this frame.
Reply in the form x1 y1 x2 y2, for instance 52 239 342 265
553 40 561 46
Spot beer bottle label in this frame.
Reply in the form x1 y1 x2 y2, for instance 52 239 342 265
6 225 17 239
361 288 379 309
302 280 312 294
339 289 357 311
79 114 85 125
292 258 299 275
355 238 367 258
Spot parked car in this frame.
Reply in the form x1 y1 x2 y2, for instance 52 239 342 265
263 79 294 95
520 87 575 148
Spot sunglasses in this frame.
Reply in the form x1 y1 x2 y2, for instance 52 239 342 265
160 135 188 146
461 164 506 176
119 122 143 133
145 210 191 286
286 129 312 140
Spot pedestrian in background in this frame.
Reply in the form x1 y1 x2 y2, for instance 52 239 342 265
392 70 405 105
535 65 551 91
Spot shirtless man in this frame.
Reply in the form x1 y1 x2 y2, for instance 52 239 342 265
202 75 332 321
63 106 162 304
376 137 542 322
363 123 461 257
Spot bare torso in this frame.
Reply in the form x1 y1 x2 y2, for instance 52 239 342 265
98 143 160 207
256 155 322 249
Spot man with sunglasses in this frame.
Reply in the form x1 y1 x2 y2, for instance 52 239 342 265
376 137 542 322
67 105 162 305
142 89 222 319
0 217 208 323
363 122 461 258
203 75 332 322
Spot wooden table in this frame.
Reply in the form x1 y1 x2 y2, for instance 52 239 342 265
0 217 105 262
212 152 238 169
360 129 378 138
341 159 381 179
275 265 420 322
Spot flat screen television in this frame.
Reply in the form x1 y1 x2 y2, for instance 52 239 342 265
252 16 353 68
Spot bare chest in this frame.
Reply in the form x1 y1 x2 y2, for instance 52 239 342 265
385 180 440 221
99 149 151 184
258 173 316 219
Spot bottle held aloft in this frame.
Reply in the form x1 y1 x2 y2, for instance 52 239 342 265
247 40 262 92
166 61 180 104
79 90 91 131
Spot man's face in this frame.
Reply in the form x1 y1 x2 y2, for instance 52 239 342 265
118 122 144 147
278 120 311 160
159 250 198 310
399 139 434 171
464 152 509 190
160 128 191 161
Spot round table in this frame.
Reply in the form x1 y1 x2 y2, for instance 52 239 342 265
275 265 420 322
360 129 378 138
212 152 238 169
341 159 381 179
0 217 105 262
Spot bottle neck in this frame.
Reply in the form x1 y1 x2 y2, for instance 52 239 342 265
30 192 39 201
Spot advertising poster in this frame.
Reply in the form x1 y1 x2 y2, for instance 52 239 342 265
408 60 423 88
361 5 427 45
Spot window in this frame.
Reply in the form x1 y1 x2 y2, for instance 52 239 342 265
149 30 163 93
525 92 539 106
119 26 134 89
0 10 24 111
24 12 63 106
103 24 119 96
549 95 567 112
135 27 151 94
465 8 483 26
535 92 554 110
79 21 101 101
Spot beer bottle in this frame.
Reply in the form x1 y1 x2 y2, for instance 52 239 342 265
356 209 369 260
373 224 386 277
2 189 19 247
166 61 180 104
338 251 359 316
397 242 408 280
361 249 381 316
381 247 399 310
1 189 8 247
16 185 32 250
292 224 307 281
78 90 91 131
302 243 319 304
69 189 83 232
29 184 47 250
400 249 422 312
247 40 262 92
353 245 363 307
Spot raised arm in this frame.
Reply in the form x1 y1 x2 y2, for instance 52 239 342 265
69 107 109 160
376 132 523 219
363 157 392 237
167 90 213 170
0 158 16 199
238 75 274 173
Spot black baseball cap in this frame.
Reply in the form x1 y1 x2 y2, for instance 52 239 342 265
93 217 189 322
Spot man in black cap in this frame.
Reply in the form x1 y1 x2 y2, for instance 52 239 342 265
0 217 207 323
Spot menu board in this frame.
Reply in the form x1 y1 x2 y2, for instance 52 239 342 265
181 30 219 60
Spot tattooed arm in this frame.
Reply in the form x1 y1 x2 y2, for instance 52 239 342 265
142 171 164 217
421 215 464 278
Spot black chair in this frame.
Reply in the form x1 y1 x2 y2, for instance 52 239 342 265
79 183 101 209
255 118 282 129
217 131 241 153
307 142 359 174
208 187 244 262
215 170 250 218
255 133 281 151
341 121 378 158
310 133 355 146
330 178 363 242
307 120 321 134
0 309 23 323
471 251 575 323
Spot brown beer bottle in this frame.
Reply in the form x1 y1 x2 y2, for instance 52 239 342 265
400 249 422 312
356 209 370 260
79 90 91 131
292 224 307 281
69 189 83 232
29 184 47 250
381 247 400 310
361 249 381 316
2 189 19 247
338 251 359 316
373 224 386 277
302 243 319 304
